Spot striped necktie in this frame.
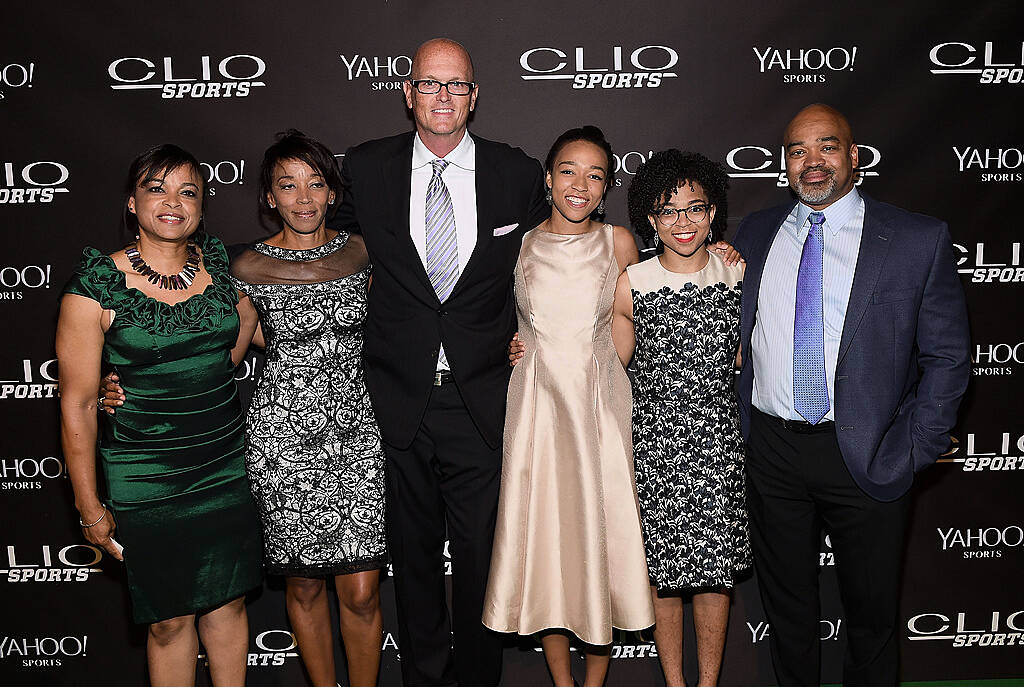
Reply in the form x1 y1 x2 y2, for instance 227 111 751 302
793 211 830 424
425 159 459 302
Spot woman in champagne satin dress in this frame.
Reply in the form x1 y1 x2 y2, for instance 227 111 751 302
483 126 654 687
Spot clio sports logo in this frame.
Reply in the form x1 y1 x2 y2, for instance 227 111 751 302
953 242 1024 283
0 161 70 204
929 42 1024 84
907 610 1024 647
108 54 267 98
724 144 881 186
520 45 678 89
937 431 1024 471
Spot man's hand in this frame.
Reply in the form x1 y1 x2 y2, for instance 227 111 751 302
508 333 525 367
99 372 124 415
710 240 744 266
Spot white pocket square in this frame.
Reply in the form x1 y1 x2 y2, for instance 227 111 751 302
492 223 518 236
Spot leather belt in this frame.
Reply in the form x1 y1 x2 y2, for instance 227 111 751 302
433 370 455 386
757 409 835 434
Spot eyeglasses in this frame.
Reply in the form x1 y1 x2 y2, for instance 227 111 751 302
654 204 710 226
409 79 476 96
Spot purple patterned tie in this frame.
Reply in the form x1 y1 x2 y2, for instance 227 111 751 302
793 211 829 424
425 159 458 302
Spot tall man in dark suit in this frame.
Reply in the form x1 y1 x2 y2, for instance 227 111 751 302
732 104 970 687
333 38 547 687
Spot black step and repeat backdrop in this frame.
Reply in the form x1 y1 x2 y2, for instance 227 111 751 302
2 2 1022 685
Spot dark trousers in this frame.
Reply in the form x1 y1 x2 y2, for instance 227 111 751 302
745 409 910 687
384 382 503 687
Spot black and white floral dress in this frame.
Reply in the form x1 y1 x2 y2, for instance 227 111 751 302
229 232 387 576
628 251 750 590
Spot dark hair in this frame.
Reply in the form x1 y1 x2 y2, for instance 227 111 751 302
544 125 616 189
258 129 344 218
123 144 205 238
627 149 729 243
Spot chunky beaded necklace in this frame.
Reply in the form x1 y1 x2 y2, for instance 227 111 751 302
125 242 200 290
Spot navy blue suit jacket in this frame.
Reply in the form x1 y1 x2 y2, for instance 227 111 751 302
733 194 970 501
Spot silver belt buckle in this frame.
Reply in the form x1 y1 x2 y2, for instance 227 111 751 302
433 371 443 386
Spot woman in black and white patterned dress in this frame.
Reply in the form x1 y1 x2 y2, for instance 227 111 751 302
612 149 750 687
229 131 385 687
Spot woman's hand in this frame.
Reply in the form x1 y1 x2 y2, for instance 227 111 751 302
710 241 744 266
78 503 123 561
98 372 124 415
509 332 526 366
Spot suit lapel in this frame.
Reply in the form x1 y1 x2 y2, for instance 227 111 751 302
743 202 795 343
386 135 437 301
450 134 496 294
837 196 893 364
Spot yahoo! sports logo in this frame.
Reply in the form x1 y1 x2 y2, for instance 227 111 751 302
0 62 36 100
938 526 1023 559
520 45 678 89
1 456 65 492
0 635 88 669
200 159 246 197
724 144 881 187
973 342 1024 377
953 147 1023 183
107 54 267 99
753 46 858 83
0 264 52 302
338 53 411 92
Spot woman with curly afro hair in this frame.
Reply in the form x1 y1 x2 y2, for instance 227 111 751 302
614 149 751 687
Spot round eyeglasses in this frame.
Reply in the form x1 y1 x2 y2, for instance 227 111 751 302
409 79 476 95
655 204 710 226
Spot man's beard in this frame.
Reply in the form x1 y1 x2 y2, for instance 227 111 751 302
793 168 836 205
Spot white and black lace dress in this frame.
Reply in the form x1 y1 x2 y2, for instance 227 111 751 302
229 231 387 576
627 252 751 590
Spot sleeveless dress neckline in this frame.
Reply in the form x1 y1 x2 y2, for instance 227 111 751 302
252 231 349 261
95 232 223 309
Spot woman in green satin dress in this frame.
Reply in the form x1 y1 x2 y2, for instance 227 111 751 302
57 145 263 687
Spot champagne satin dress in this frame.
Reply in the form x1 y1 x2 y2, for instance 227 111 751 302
483 224 654 645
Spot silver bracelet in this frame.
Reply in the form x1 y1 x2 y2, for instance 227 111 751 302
79 507 107 528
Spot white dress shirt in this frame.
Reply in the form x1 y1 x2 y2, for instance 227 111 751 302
751 187 865 421
409 131 478 370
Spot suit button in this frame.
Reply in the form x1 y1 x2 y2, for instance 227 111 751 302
438 310 447 317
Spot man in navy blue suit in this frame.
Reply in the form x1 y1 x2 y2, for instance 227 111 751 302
733 104 970 687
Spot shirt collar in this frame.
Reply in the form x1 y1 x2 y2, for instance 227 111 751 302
412 131 476 171
794 186 863 237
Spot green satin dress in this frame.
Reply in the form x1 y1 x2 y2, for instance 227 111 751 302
62 233 262 624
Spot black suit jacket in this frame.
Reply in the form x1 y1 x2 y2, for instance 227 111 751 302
332 131 547 450
733 193 971 501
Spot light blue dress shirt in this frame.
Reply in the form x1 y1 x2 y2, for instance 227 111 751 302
751 188 865 421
